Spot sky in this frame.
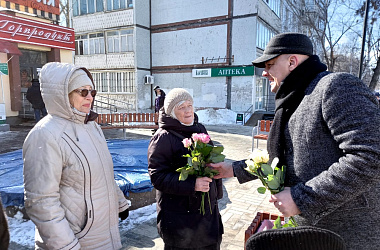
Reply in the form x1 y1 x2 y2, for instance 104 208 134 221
5 108 239 247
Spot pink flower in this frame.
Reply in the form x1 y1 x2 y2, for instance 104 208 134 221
192 133 210 144
182 138 192 148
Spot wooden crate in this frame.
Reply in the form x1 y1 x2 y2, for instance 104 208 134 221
244 212 284 250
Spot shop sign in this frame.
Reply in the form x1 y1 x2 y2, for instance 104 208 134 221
192 68 211 78
211 66 254 77
0 13 75 51
5 0 60 15
192 66 254 78
0 63 8 75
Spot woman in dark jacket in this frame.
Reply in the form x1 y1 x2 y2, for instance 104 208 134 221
154 85 166 113
148 88 224 250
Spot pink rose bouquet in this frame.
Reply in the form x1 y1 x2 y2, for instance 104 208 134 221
176 133 225 215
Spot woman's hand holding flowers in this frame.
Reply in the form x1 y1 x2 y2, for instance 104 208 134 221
176 133 225 215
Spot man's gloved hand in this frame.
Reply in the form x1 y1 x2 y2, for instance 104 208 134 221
119 209 129 221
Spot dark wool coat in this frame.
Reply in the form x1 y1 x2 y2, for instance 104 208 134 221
26 80 46 109
155 90 166 113
148 111 223 248
233 70 380 250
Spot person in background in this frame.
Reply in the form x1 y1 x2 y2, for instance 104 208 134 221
375 91 380 102
0 198 10 249
23 62 131 249
26 79 47 122
154 85 166 113
148 88 224 250
211 32 380 250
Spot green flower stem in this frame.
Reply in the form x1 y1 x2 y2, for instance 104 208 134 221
207 191 212 214
289 216 298 227
199 191 212 215
200 192 205 215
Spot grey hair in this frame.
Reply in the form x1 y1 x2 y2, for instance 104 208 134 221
170 100 194 126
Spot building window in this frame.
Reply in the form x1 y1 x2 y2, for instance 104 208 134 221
257 21 276 50
106 0 133 11
91 71 135 93
264 0 281 17
255 77 270 110
75 33 105 55
73 0 104 16
107 29 133 53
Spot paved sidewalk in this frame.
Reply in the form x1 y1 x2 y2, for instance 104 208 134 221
3 124 279 249
118 125 278 250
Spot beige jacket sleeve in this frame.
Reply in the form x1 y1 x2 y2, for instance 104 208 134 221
115 182 131 213
23 129 80 250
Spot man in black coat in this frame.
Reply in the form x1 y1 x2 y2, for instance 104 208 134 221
26 79 47 122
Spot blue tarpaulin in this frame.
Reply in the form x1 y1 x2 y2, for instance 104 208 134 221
0 139 153 207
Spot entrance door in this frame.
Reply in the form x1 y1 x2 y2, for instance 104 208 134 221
19 49 47 88
19 49 47 119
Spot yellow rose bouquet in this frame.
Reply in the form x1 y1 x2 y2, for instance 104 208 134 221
245 149 298 228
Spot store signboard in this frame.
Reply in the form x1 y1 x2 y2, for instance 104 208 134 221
192 66 254 78
211 66 254 77
5 0 60 15
192 68 211 77
0 13 75 50
0 64 8 75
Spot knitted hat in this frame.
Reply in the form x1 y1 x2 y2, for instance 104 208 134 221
252 33 314 68
246 226 346 250
68 69 94 94
153 85 160 90
164 88 193 115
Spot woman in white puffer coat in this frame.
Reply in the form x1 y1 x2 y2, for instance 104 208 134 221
23 62 131 249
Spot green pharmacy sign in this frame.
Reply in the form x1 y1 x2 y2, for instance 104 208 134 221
0 63 8 75
211 66 254 77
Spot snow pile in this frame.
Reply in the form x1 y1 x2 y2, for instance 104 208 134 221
196 108 238 125
7 212 35 248
8 204 157 248
119 204 157 231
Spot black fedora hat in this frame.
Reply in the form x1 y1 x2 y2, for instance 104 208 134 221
252 32 314 68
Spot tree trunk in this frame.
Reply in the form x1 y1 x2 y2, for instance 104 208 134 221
369 57 380 91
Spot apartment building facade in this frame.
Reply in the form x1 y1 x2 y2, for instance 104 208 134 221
73 0 285 116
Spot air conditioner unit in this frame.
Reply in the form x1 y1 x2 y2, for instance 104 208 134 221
144 75 154 85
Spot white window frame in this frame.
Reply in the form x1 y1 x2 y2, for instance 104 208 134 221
106 29 134 53
106 0 133 11
91 71 135 93
264 0 281 17
73 0 104 16
256 21 276 50
75 33 105 55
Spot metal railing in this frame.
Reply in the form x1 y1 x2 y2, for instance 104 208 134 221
243 105 254 124
93 95 134 114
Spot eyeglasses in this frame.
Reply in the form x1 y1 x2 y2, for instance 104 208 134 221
74 89 97 97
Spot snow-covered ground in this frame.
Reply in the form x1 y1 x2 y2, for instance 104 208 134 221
8 204 158 248
5 108 241 247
